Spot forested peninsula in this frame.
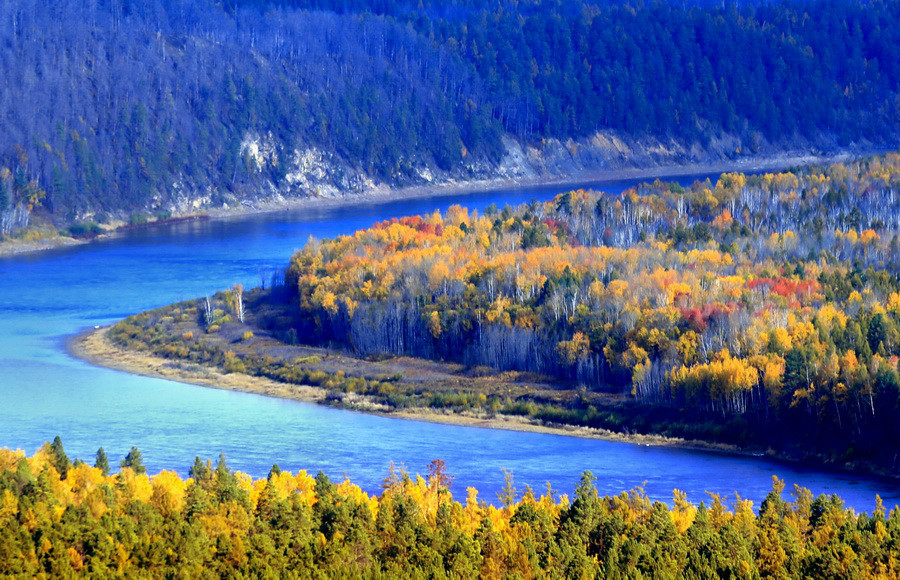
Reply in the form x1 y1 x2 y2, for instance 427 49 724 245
84 153 900 477
2 0 900 244
2 442 899 578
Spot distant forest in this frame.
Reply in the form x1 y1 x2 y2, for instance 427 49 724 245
0 0 898 222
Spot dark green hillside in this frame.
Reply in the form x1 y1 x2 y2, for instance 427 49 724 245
1 0 898 231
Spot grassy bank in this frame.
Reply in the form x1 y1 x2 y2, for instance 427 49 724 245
72 324 738 455
0 228 84 257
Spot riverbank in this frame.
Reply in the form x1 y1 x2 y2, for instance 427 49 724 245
0 216 215 258
0 149 865 259
202 150 860 220
68 325 785 462
70 326 329 404
0 232 86 257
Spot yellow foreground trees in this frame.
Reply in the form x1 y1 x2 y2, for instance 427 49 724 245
2 443 900 579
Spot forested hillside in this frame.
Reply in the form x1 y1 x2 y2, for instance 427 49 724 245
1 0 898 233
2 442 899 578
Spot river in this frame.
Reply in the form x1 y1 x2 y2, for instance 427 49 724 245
1 172 897 510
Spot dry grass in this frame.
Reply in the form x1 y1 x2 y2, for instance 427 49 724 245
70 324 744 456
70 326 327 404
0 232 84 257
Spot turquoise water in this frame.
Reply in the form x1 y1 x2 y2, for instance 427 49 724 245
2 174 897 510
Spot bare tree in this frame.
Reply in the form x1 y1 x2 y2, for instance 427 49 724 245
204 296 213 327
231 284 245 324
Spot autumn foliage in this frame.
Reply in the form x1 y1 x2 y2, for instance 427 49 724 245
283 153 900 470
2 442 899 579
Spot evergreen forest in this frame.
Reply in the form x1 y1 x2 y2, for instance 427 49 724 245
0 0 899 227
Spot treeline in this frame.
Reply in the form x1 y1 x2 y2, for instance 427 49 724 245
2 0 900 228
285 153 900 469
2 441 898 579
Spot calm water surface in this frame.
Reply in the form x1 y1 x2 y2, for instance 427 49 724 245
2 174 898 510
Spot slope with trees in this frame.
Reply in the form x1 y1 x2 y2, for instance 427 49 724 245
2 0 900 237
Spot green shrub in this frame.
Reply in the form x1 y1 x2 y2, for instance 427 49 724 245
68 221 103 236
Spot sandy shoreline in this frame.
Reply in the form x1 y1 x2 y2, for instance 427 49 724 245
69 325 757 457
70 326 329 404
1 150 863 259
0 235 86 257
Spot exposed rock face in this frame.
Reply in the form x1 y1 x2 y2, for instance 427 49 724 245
112 129 847 220
283 147 378 198
240 133 280 172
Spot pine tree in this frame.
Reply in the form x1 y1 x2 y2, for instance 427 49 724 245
121 446 146 474
49 436 71 480
95 447 110 476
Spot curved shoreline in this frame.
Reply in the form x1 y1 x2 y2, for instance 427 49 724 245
2 150 866 259
70 325 876 479
68 327 740 452
69 326 329 404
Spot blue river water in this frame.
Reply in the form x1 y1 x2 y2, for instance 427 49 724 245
1 173 898 511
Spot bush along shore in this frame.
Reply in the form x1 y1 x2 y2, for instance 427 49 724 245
1 440 899 578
